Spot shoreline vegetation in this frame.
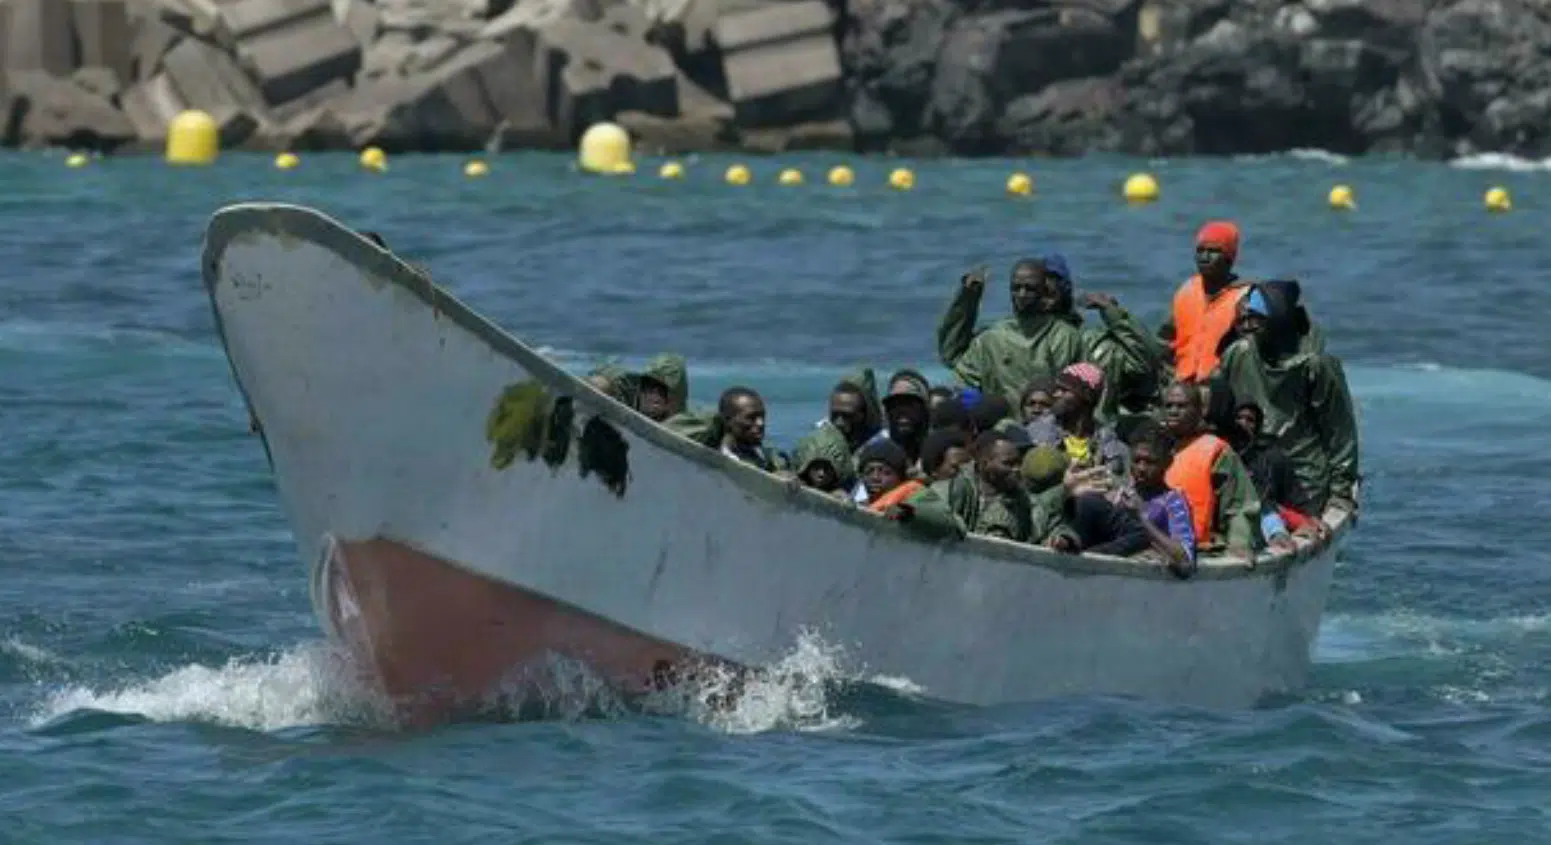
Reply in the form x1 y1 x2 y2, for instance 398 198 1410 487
2 0 1549 161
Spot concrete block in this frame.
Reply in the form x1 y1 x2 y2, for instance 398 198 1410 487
131 14 182 79
713 0 841 127
5 0 77 76
160 36 266 142
7 70 135 147
155 0 228 42
534 15 678 139
70 0 135 84
331 0 379 45
119 71 187 141
235 9 362 106
221 0 331 41
470 32 550 137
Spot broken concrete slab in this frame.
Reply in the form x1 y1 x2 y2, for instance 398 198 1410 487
6 71 135 149
119 72 188 142
5 0 77 76
233 8 362 106
713 0 842 127
71 0 135 84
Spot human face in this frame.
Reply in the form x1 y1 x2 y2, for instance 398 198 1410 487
1010 266 1047 315
1130 442 1168 492
1049 380 1087 422
885 396 927 440
1234 297 1267 338
1196 245 1231 278
934 445 971 481
979 441 1023 494
1235 407 1261 441
828 391 868 439
637 381 672 422
1022 388 1053 422
861 461 904 500
803 461 839 491
1161 385 1201 438
726 395 766 446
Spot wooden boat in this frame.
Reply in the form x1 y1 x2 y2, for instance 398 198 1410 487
201 203 1354 725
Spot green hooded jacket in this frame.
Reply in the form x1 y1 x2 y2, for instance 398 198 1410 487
1219 341 1359 514
792 422 857 490
936 285 1086 408
1199 441 1263 551
1082 302 1167 422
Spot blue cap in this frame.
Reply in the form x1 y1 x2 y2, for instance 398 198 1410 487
1042 252 1072 281
1246 288 1270 317
957 387 983 411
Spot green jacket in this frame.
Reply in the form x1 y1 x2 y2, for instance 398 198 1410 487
926 469 1077 546
1082 302 1166 422
1219 340 1359 513
894 482 969 540
1202 442 1263 551
936 285 1085 407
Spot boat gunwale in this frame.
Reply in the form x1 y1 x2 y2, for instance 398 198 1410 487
199 201 1353 584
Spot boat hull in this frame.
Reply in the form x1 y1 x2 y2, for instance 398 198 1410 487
203 204 1350 724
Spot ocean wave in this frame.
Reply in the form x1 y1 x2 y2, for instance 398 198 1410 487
1449 153 1551 172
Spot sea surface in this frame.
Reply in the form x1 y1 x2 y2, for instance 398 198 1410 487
1 147 1549 844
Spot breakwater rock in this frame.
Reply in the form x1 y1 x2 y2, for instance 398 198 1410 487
0 0 1547 158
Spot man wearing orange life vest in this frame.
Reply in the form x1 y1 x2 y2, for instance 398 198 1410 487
1159 382 1261 563
1161 222 1251 384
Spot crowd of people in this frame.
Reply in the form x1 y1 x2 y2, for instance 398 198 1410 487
585 221 1361 577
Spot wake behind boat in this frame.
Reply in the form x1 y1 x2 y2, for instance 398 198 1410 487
202 203 1352 726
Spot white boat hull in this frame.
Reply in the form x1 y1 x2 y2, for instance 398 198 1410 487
202 203 1349 724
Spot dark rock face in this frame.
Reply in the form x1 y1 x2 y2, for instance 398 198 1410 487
0 0 1549 157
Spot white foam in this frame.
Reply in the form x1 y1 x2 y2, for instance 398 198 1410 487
1287 148 1351 165
1450 152 1551 172
2 637 71 668
29 642 392 732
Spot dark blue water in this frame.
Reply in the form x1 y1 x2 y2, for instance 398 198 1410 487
2 147 1549 843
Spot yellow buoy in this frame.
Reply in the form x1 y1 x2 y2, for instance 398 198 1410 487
1484 186 1512 213
1122 172 1159 204
725 164 751 186
1006 172 1033 197
165 110 219 166
65 152 89 169
888 167 915 191
578 122 632 175
1328 184 1356 210
827 165 854 187
464 159 490 178
359 146 387 172
659 161 685 180
777 167 803 186
274 152 300 171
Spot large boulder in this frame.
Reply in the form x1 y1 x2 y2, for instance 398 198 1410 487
841 0 957 147
5 71 136 149
1416 0 1551 156
995 76 1122 155
925 6 1133 153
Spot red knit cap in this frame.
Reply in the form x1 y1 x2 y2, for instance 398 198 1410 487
1195 221 1241 262
1058 362 1105 398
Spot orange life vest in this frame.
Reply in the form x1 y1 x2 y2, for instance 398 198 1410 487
868 479 926 514
1165 433 1228 541
1172 275 1247 382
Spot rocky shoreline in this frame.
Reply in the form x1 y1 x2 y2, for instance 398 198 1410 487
0 0 1547 159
